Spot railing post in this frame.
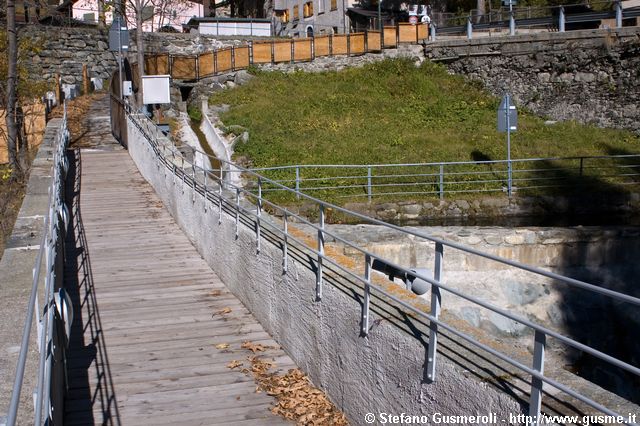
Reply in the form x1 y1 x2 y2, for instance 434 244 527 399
235 188 240 238
579 157 584 177
203 171 208 212
615 0 622 28
192 164 196 202
181 156 185 191
439 164 444 200
430 23 436 42
529 330 546 425
283 211 288 273
558 6 565 32
367 166 372 203
426 242 443 382
467 17 473 39
218 177 223 225
256 177 262 254
316 203 325 301
295 166 301 199
172 150 176 185
361 254 372 336
509 10 515 36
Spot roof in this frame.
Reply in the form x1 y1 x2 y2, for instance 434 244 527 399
346 7 391 18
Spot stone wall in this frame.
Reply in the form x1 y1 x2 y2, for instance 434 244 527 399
330 191 640 225
426 27 640 135
19 25 240 89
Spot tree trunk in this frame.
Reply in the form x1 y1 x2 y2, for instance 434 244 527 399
135 0 145 108
5 0 23 179
97 0 106 27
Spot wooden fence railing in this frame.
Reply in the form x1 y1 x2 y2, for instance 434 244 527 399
144 23 428 81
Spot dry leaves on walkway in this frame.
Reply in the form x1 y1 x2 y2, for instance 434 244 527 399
231 343 349 426
241 341 273 353
49 93 103 147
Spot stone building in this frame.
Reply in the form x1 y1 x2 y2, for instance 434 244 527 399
273 0 358 36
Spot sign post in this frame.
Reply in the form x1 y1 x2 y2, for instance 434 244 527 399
109 16 129 100
497 93 517 197
502 0 517 35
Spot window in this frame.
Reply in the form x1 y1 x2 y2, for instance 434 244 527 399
318 0 325 14
303 1 313 17
278 9 290 22
293 4 299 19
330 0 337 11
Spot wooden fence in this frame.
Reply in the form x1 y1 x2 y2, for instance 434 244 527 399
144 23 428 81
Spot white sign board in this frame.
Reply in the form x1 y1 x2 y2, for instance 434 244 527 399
142 75 171 105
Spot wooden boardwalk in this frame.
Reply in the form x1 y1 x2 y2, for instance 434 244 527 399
63 114 294 425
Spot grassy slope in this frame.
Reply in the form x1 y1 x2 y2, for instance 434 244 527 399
210 59 639 168
209 59 640 205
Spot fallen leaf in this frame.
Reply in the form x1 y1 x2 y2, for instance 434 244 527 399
227 360 243 369
215 343 230 350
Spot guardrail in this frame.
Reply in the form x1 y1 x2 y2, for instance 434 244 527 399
6 107 71 426
128 106 640 424
248 155 640 202
432 0 640 38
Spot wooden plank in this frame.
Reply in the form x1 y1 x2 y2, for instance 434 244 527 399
234 46 250 69
216 48 232 73
63 149 293 424
349 32 366 55
384 26 398 47
273 40 292 63
199 52 215 78
171 56 197 80
314 35 330 57
367 31 382 52
252 42 273 64
332 34 348 55
293 39 312 62
399 23 418 43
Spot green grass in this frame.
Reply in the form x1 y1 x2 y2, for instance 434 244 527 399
209 59 640 203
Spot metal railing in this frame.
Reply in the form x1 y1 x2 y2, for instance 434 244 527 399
247 155 640 202
128 109 640 425
6 107 71 426
431 0 640 39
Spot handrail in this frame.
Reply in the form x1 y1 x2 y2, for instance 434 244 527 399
6 105 69 426
127 109 640 424
245 155 640 201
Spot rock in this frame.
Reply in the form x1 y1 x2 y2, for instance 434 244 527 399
402 204 422 215
234 70 254 85
483 312 528 337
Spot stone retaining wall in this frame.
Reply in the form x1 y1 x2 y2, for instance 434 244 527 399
426 27 640 134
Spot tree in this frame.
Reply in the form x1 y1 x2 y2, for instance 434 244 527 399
5 0 22 179
1 25 48 179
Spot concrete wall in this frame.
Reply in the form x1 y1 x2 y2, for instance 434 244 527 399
125 116 528 424
0 119 63 424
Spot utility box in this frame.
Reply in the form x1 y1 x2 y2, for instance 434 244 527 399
122 81 133 96
142 75 171 105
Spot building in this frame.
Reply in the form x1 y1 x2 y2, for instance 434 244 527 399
56 0 204 31
273 0 357 36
